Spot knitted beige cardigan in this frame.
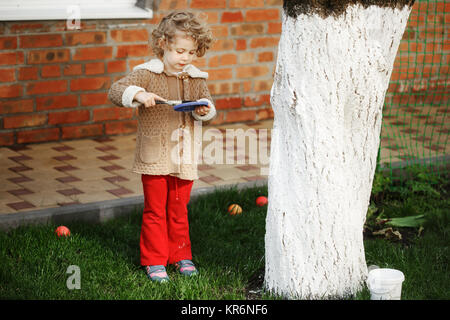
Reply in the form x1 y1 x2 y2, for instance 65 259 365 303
108 58 217 180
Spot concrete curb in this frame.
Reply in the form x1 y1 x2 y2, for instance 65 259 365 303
0 179 268 232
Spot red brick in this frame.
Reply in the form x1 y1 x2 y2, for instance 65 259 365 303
27 49 70 64
19 67 38 80
191 0 226 9
202 11 220 24
19 34 63 48
62 124 103 139
435 2 449 12
70 77 110 91
0 132 14 146
63 64 83 76
244 94 270 107
0 99 34 114
48 110 90 125
0 52 15 65
258 108 274 121
245 9 280 22
107 60 127 73
236 66 269 78
0 51 24 65
215 97 242 110
207 82 240 95
0 36 17 50
225 110 257 123
229 0 264 8
158 0 188 10
111 29 149 42
254 79 273 92
0 69 15 82
268 22 282 34
208 54 237 67
210 39 234 52
17 128 60 144
238 52 256 64
85 62 105 75
0 84 22 98
236 39 246 51
41 65 61 78
230 24 265 36
26 80 67 95
36 95 78 111
93 107 134 122
393 55 415 67
243 81 252 93
219 54 238 65
258 51 274 62
116 45 150 58
211 25 228 38
73 47 113 61
4 114 47 129
207 68 233 81
266 0 282 4
424 53 442 64
66 32 106 45
250 37 280 48
81 92 109 106
408 14 425 28
193 58 207 68
399 42 423 52
221 12 244 23
105 120 138 135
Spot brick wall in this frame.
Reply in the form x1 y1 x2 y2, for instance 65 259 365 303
0 0 447 146
386 1 448 108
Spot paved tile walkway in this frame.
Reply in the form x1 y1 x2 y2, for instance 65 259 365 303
0 109 448 219
0 120 273 215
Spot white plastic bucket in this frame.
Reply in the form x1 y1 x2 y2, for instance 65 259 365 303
367 268 405 300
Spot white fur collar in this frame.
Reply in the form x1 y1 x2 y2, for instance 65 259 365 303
133 58 208 79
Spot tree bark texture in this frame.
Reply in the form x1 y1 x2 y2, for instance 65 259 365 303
265 3 413 299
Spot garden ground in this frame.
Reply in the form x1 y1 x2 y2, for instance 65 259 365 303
0 165 448 300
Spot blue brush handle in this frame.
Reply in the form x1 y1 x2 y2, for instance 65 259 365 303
132 100 209 111
173 101 209 112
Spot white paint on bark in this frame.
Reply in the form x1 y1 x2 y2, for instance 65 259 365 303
265 3 412 299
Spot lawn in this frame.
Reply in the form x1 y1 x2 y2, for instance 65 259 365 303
0 165 448 300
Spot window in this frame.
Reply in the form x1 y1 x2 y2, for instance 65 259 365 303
0 0 153 21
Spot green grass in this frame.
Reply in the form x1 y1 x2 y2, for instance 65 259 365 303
0 166 448 300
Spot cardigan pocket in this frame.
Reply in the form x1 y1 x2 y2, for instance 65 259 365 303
139 134 161 164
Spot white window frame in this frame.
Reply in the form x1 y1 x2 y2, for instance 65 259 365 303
0 0 153 21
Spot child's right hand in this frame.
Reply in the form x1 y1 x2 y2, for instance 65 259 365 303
134 91 166 108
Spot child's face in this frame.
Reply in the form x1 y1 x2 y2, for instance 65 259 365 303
162 31 198 74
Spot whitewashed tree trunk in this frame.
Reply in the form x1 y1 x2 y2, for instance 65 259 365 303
265 3 413 299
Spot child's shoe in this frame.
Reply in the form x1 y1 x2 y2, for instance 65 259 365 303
175 259 199 276
145 265 170 283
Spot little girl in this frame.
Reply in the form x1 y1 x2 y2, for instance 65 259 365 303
108 10 216 282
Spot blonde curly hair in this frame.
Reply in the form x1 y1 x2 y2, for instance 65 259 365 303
151 10 214 58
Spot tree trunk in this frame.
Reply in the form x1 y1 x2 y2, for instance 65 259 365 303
265 2 414 299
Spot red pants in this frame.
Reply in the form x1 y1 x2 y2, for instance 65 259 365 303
140 174 194 266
